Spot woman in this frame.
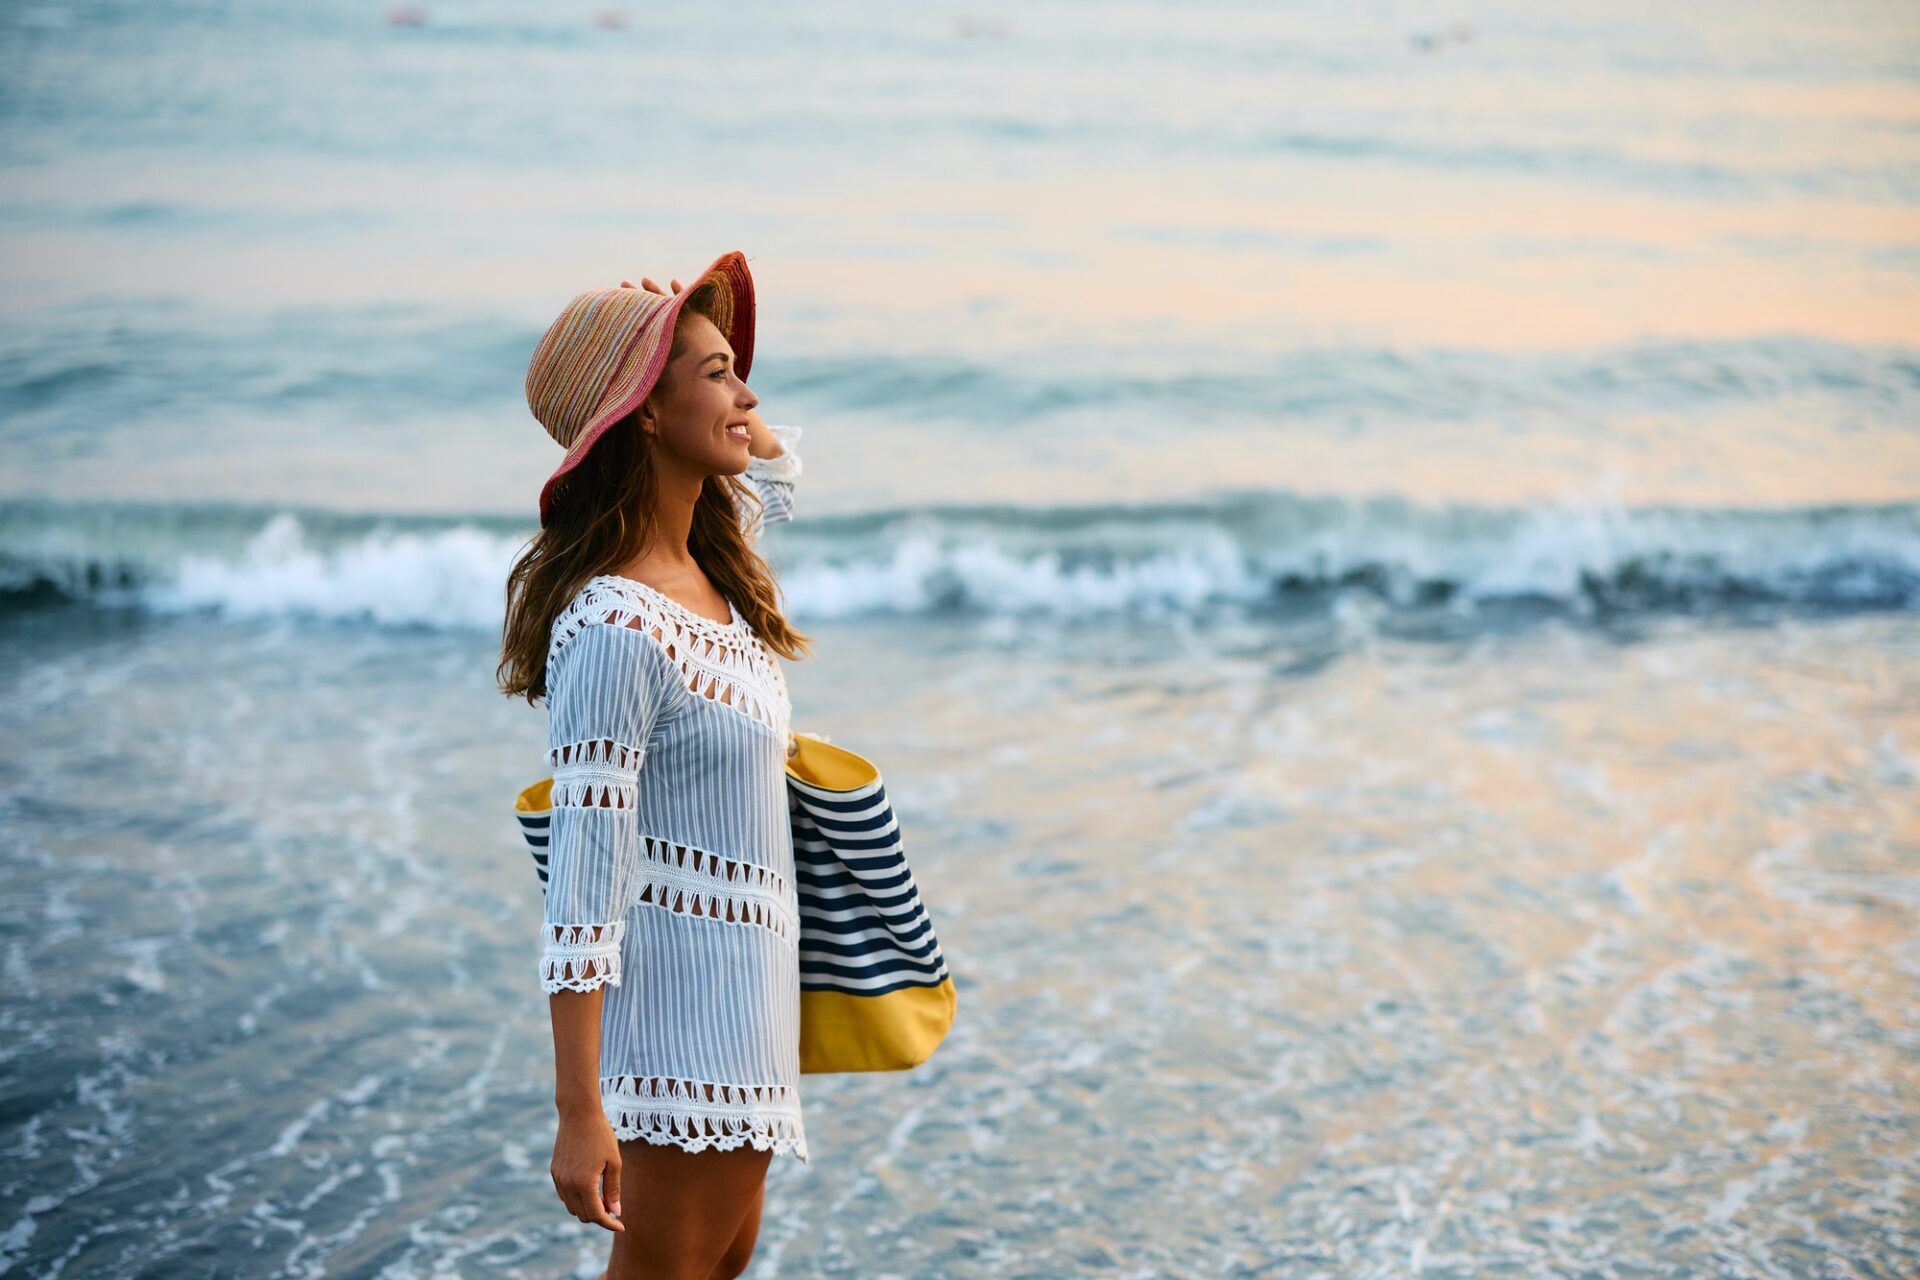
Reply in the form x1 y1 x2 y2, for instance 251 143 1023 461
497 252 814 1280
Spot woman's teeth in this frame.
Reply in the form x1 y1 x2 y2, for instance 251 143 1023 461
726 426 750 440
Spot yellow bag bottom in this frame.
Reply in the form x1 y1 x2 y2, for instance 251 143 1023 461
800 977 958 1074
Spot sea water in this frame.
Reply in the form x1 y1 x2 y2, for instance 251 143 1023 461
2 2 1917 1277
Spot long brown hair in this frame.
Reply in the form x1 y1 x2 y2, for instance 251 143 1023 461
497 277 813 704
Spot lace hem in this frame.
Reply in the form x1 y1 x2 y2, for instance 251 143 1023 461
602 1075 809 1162
540 920 624 992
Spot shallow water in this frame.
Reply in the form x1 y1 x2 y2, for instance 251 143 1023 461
3 0 1918 1275
1 603 1914 1277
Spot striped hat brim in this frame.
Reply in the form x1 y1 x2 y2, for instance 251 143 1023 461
530 250 756 526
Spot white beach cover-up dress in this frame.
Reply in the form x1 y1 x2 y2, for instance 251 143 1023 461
538 423 810 1161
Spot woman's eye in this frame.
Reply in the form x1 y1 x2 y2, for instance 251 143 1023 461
710 370 727 380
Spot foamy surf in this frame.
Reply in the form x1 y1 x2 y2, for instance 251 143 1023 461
2 493 1914 628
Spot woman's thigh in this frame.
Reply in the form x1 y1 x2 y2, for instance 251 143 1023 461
606 1138 772 1280
712 1178 767 1278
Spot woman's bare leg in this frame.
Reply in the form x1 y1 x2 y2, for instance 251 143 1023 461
603 1138 772 1280
707 1178 767 1280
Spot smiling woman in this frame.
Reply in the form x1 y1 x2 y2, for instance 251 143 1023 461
498 252 817 1280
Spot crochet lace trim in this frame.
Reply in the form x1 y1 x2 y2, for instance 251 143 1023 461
540 920 624 993
547 736 644 809
549 577 790 736
633 834 798 944
603 1075 808 1160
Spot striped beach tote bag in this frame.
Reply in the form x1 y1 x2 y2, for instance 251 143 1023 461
513 730 957 1074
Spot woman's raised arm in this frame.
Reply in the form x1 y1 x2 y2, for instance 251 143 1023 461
738 411 803 543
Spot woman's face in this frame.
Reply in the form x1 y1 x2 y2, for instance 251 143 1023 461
640 310 759 473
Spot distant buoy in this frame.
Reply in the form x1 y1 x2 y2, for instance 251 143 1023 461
1409 21 1475 53
952 16 1009 38
386 4 427 26
592 8 628 29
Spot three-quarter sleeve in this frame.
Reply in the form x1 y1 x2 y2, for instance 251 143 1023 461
739 422 803 543
539 620 679 994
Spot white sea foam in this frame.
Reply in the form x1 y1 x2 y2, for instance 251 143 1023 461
4 494 1907 629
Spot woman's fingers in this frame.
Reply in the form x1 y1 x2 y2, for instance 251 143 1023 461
587 1160 624 1231
551 1112 626 1233
557 1173 623 1231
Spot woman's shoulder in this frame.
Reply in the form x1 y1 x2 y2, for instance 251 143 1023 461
546 578 691 699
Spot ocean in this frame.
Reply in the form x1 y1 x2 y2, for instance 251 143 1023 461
2 1 1916 1277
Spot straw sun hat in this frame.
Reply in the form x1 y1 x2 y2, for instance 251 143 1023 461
525 250 757 526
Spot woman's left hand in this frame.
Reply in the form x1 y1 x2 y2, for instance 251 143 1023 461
619 277 683 295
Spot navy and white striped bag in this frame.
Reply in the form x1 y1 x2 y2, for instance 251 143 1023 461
515 730 956 1073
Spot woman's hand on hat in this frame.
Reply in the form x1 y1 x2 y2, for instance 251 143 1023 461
628 277 683 296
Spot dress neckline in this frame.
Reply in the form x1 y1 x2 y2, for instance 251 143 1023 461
590 573 743 633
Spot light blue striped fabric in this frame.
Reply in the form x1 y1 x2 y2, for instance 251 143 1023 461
736 422 799 542
538 424 812 1160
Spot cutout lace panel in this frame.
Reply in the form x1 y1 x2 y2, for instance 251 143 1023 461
548 737 643 809
632 834 797 944
549 577 790 736
602 1075 808 1158
540 920 624 993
